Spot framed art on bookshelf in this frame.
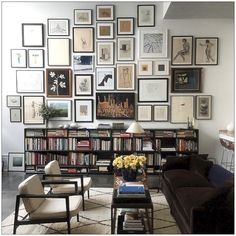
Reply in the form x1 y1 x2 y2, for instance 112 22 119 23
153 59 169 76
96 41 114 65
117 17 134 35
138 61 152 76
8 152 25 172
137 5 155 27
74 9 92 25
116 63 135 90
7 95 21 107
74 99 93 122
96 67 115 91
117 37 134 61
153 105 169 122
75 74 93 96
96 5 114 21
28 49 44 68
96 22 114 39
73 55 94 73
11 49 27 68
10 108 21 122
196 95 212 120
137 105 152 121
47 18 70 36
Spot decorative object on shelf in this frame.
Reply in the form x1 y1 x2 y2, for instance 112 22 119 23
38 103 58 128
226 122 234 134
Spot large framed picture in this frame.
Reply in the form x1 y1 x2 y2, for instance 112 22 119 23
137 105 152 121
138 60 152 76
96 68 115 91
96 41 114 65
137 5 155 27
96 22 114 39
7 95 21 107
10 108 21 123
8 152 25 172
28 49 44 68
196 95 212 120
117 17 134 35
96 5 114 21
73 55 94 73
74 99 93 122
117 37 134 61
47 18 69 36
11 49 27 68
153 105 169 122
74 9 92 25
74 74 93 96
153 59 170 76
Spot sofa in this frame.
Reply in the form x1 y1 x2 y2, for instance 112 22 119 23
161 155 234 234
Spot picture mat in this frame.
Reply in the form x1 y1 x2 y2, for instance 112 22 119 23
75 100 93 122
154 105 168 121
75 75 93 95
138 106 152 121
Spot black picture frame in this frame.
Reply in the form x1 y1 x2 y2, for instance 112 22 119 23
7 95 21 107
117 17 135 35
10 108 22 123
96 22 114 39
74 9 93 25
96 5 115 21
137 5 155 27
74 99 93 122
47 18 70 36
74 74 93 96
196 95 212 120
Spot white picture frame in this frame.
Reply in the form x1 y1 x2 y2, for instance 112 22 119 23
138 61 152 75
47 18 69 36
7 95 21 107
11 49 27 68
117 37 134 61
153 105 169 122
28 49 44 68
96 22 114 39
8 152 25 172
10 108 21 123
153 59 170 75
75 99 93 122
137 105 152 121
96 67 115 90
116 63 135 90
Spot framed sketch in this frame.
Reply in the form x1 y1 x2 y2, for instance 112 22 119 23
74 99 93 122
47 18 69 36
195 37 218 65
74 9 92 25
117 37 134 61
28 49 44 68
75 74 93 96
10 108 21 122
97 41 114 65
96 92 135 119
117 63 135 90
137 105 152 121
138 78 168 102
138 61 152 76
96 67 115 91
22 23 44 47
73 55 94 73
137 5 155 27
7 95 21 107
96 5 114 21
46 68 72 98
11 49 27 68
171 36 193 65
171 68 202 93
196 95 212 120
170 95 194 123
117 17 134 35
153 105 169 122
153 59 170 75
8 152 25 172
96 22 114 39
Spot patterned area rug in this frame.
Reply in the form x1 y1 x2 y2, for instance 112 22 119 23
1 188 180 234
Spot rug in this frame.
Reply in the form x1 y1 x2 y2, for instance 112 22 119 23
1 188 180 234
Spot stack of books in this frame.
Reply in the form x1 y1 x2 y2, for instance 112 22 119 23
123 211 144 231
118 182 146 198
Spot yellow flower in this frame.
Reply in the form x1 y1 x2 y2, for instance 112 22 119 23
113 155 146 170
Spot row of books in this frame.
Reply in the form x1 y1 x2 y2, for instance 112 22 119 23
122 210 144 231
68 129 89 137
25 138 47 151
25 129 45 137
177 139 198 152
47 130 68 137
48 138 68 151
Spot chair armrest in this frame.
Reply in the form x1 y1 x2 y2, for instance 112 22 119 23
17 193 70 199
43 173 84 179
42 180 78 193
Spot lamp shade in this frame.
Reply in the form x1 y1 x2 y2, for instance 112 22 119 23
126 121 145 134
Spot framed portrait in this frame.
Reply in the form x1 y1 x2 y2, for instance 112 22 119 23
96 22 114 39
75 74 93 96
171 68 202 93
8 152 25 172
137 105 152 121
97 41 114 65
46 68 72 98
11 49 27 68
22 23 44 47
74 99 93 122
138 78 168 102
195 37 218 65
138 61 152 76
7 95 21 107
196 95 212 120
73 55 94 73
153 105 169 122
47 18 69 36
74 9 92 25
96 92 135 119
117 17 134 35
10 108 21 123
137 5 155 27
96 5 114 21
28 49 44 68
117 37 134 61
153 59 170 76
171 36 193 65
96 67 115 91
170 95 194 123
117 63 135 90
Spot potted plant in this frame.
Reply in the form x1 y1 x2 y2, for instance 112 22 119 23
38 103 57 128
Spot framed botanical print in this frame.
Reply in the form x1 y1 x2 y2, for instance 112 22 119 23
137 105 152 121
116 63 135 90
96 22 114 39
96 67 115 90
96 5 114 21
196 95 212 120
117 37 134 61
47 18 69 36
117 17 134 35
153 105 169 122
153 59 170 76
74 99 93 122
10 108 21 122
8 152 25 171
137 5 155 27
74 9 92 25
138 61 152 76
7 95 21 107
73 55 94 73
28 49 44 68
74 74 93 96
96 41 114 65
11 49 27 68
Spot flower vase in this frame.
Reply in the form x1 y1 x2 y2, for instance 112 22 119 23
45 119 49 129
121 169 137 181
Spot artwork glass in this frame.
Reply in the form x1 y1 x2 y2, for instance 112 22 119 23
96 5 114 21
10 108 21 122
11 49 27 68
74 9 92 25
75 99 93 122
196 95 212 120
138 61 152 76
137 105 152 121
7 95 21 107
97 42 114 65
153 60 169 75
117 64 135 90
8 152 25 171
47 19 69 36
137 5 155 27
47 100 72 120
96 68 115 90
117 18 134 35
153 105 169 122
73 55 94 73
117 37 134 61
75 74 93 96
28 49 44 68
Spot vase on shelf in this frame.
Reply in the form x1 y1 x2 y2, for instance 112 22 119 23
45 119 49 128
121 168 137 181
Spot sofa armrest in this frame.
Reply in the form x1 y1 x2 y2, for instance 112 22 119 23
162 156 190 172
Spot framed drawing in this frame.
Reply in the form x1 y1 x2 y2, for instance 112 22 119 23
96 67 115 90
47 18 69 36
153 59 170 76
11 49 27 68
171 68 202 93
74 99 93 122
75 74 93 96
96 22 114 39
28 49 44 68
73 55 94 73
196 95 212 120
138 78 168 102
137 105 152 121
97 41 114 65
153 105 169 122
117 63 135 90
74 9 92 25
117 37 134 61
138 61 152 76
96 5 114 21
117 17 134 35
8 152 25 172
96 92 135 119
10 108 21 122
195 37 218 65
137 5 155 27
7 95 21 107
171 36 193 65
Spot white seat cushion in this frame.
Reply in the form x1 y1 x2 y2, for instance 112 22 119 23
44 160 62 181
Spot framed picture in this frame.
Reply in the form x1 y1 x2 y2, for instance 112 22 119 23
137 105 152 121
73 27 94 53
96 92 135 119
46 68 72 98
97 41 114 65
96 67 115 91
96 22 114 39
73 55 94 73
138 78 168 102
74 99 93 122
117 17 134 35
195 37 218 65
74 9 92 25
47 18 69 36
96 5 114 21
23 96 44 124
153 59 170 76
28 49 44 68
153 105 169 122
10 108 21 122
8 152 25 172
139 29 168 58
171 68 202 93
47 38 70 66
16 70 44 93
11 49 27 68
7 95 21 107
170 95 194 123
116 63 135 90
137 5 155 27
196 95 212 120
22 23 44 47
171 36 193 65
138 61 152 76
75 74 93 96
117 37 134 61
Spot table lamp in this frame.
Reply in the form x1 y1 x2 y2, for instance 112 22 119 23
126 121 145 134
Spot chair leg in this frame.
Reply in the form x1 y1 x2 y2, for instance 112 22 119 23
67 220 71 234
87 190 90 199
77 214 79 222
82 194 85 211
13 195 20 234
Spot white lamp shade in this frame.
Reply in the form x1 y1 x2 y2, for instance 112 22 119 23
126 121 145 134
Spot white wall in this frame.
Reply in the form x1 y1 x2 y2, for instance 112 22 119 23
1 1 234 164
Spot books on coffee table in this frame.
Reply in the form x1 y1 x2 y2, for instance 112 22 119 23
117 182 146 198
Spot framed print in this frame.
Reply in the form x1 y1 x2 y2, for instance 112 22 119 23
73 27 94 53
75 99 93 122
8 152 25 172
170 95 194 123
22 23 44 47
46 68 72 98
74 9 92 25
139 29 168 58
137 5 155 27
153 105 169 122
137 105 152 121
11 49 27 68
75 74 93 96
96 92 135 119
73 55 94 73
117 37 134 61
16 70 44 93
138 61 152 76
153 59 170 76
117 17 134 35
97 41 114 65
47 38 70 66
138 78 168 102
117 63 135 90
171 68 202 93
96 22 114 39
7 95 21 107
28 49 44 68
96 5 114 21
195 37 218 65
196 95 212 120
171 36 193 65
96 67 115 90
47 18 69 36
10 108 21 122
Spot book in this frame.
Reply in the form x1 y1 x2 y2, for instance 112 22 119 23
118 184 145 194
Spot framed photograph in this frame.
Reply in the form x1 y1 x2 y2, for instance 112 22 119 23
137 5 155 27
117 63 135 90
195 37 218 65
74 99 93 122
16 70 44 93
8 152 25 172
96 22 114 39
47 18 69 36
138 78 168 102
11 49 27 68
73 27 94 53
73 55 94 73
96 67 115 91
22 23 44 47
170 95 194 123
153 59 170 76
10 108 21 122
153 105 169 122
96 5 114 21
117 37 134 61
117 17 134 35
96 92 135 119
171 36 193 65
171 68 202 93
75 74 93 96
196 95 212 120
138 61 152 76
137 105 152 121
139 29 168 58
97 41 114 65
28 49 44 68
74 9 92 25
47 38 70 66
7 95 21 107
46 68 72 98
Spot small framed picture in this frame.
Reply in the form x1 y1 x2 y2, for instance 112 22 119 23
10 108 21 122
153 59 170 76
138 61 152 76
137 105 152 121
47 18 69 36
137 5 155 27
97 41 114 65
7 95 21 107
73 55 94 73
74 99 93 122
153 105 169 122
117 37 134 61
96 67 115 90
96 5 114 21
75 74 93 96
196 95 212 120
8 152 25 172
74 9 92 25
96 22 114 39
11 49 27 68
117 63 135 90
28 49 44 68
117 17 134 35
